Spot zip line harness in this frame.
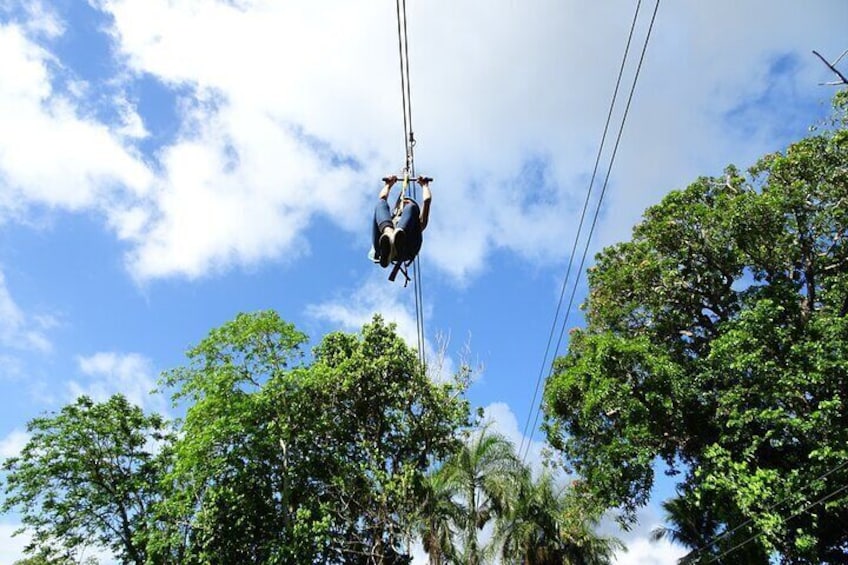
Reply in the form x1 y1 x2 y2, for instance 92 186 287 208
383 168 432 287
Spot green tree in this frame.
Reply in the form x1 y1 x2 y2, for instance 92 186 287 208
650 495 721 564
414 468 461 564
497 470 566 564
650 493 767 564
148 311 312 564
437 427 523 565
152 310 470 564
543 93 848 561
12 556 99 565
1 395 168 565
12 557 99 565
496 472 622 565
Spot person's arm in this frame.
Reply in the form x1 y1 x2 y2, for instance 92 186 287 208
419 178 432 231
379 175 397 200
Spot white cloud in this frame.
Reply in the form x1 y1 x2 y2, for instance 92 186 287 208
88 0 386 281
0 19 152 222
482 401 549 478
307 277 422 343
71 352 165 413
613 537 687 565
101 0 848 283
0 522 30 565
0 428 29 459
11 0 64 39
0 353 25 381
0 276 25 340
113 93 148 140
0 521 118 565
2 1 846 284
122 121 341 280
0 270 53 353
87 0 591 282
409 542 429 565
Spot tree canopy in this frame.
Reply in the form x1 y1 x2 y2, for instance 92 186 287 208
3 312 476 564
1 394 168 564
543 93 848 561
150 310 471 563
2 309 623 564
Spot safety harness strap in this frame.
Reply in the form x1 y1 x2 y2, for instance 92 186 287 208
387 259 412 287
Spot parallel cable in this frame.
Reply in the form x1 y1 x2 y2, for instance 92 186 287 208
517 0 644 461
707 481 848 563
685 458 848 562
395 0 410 156
530 0 661 459
395 0 426 369
520 0 661 463
401 0 414 146
404 0 425 371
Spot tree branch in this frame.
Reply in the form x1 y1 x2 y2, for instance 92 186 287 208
813 50 848 85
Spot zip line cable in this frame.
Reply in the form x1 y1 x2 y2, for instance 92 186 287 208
707 481 848 563
517 0 645 462
686 457 848 562
395 0 410 159
520 0 661 463
395 0 426 369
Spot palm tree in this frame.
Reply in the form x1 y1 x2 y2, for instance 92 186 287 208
651 494 768 564
415 467 461 564
651 496 721 563
497 472 622 565
558 502 623 565
438 426 524 565
497 469 561 564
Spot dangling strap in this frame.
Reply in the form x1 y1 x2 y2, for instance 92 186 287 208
388 258 412 287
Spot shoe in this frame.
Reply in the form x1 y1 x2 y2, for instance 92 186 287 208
379 232 391 268
393 228 406 261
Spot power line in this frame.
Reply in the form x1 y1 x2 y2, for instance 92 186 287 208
517 0 644 462
520 0 661 463
539 0 661 446
685 458 848 562
707 480 848 563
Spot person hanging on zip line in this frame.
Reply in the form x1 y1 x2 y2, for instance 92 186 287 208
370 175 432 268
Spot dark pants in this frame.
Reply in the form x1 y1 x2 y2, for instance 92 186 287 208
372 199 423 262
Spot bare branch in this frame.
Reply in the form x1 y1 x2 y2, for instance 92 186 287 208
813 49 848 86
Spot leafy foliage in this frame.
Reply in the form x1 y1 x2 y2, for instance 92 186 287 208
543 95 848 561
417 426 621 565
496 470 622 565
650 490 767 564
415 467 462 564
1 311 621 565
1 395 168 565
439 427 524 564
150 310 470 563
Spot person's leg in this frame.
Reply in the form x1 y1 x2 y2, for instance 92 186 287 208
373 200 393 251
373 200 394 267
395 202 422 261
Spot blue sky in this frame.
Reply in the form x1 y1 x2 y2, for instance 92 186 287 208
1 1 846 563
